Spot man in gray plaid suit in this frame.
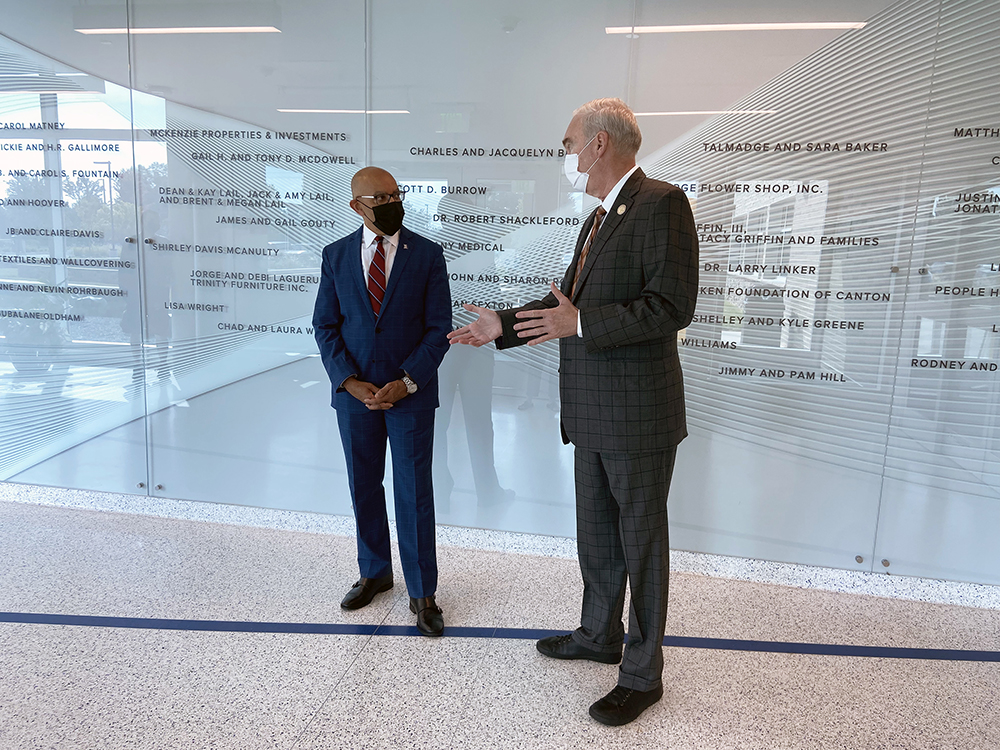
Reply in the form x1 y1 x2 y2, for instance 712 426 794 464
448 98 699 726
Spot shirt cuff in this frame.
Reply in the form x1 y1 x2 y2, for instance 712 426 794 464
577 310 583 337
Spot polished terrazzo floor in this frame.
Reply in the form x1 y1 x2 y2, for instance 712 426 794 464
0 485 998 750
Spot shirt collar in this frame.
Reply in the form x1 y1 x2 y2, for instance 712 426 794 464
363 225 401 249
601 165 640 214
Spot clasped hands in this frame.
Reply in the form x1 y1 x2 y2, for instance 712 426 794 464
344 376 408 410
447 282 577 347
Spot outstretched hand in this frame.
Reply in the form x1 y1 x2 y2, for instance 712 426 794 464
513 283 578 345
447 304 502 347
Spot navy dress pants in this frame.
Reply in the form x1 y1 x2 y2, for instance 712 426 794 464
337 408 437 599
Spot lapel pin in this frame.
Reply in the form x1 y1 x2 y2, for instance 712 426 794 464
403 244 408 249
617 204 626 216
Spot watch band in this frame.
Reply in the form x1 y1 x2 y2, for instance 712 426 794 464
402 374 418 394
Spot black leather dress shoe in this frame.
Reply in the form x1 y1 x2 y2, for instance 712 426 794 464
589 684 663 726
536 634 622 664
340 574 393 610
409 596 444 637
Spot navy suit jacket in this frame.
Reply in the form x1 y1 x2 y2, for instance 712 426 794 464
312 226 452 413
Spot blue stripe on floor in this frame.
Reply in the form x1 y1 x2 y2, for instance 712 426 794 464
1 611 998 663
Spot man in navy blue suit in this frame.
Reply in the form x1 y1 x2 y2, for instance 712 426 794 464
313 166 451 636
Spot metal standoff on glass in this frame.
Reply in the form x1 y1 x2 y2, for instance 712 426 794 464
136 482 145 489
155 484 164 491
890 266 899 273
143 238 156 245
881 559 891 568
125 237 136 243
855 555 864 563
918 268 928 274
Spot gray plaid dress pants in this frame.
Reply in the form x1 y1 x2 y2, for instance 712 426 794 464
570 445 677 691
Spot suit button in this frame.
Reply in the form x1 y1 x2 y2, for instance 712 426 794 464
375 327 382 333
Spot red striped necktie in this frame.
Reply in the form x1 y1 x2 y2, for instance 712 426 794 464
367 235 387 315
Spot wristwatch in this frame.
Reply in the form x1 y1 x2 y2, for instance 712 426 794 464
401 374 418 395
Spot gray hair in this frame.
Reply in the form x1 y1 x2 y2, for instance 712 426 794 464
573 98 642 156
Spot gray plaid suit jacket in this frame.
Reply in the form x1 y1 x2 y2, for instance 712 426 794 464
497 169 699 453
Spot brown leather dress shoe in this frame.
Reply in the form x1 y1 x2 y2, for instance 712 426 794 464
536 634 622 664
340 574 393 610
589 684 663 726
409 596 444 637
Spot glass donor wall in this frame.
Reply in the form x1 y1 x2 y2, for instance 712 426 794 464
1 0 998 584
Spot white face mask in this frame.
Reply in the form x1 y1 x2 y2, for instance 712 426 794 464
563 134 599 192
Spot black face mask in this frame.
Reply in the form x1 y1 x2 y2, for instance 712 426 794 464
366 201 405 236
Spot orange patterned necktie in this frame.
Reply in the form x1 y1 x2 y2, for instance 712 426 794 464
367 235 387 315
571 206 606 297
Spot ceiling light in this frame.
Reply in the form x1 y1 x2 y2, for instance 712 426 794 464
74 3 282 36
77 26 280 35
277 109 410 114
635 109 778 116
607 22 866 34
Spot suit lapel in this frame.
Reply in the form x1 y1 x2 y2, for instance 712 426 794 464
347 227 377 323
570 168 645 303
378 227 413 316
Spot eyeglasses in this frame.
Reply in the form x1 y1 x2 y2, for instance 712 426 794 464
354 187 406 205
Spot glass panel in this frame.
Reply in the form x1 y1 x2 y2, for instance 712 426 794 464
126 0 366 510
874 0 1000 583
369 0 636 535
629 0 933 570
0 3 148 494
